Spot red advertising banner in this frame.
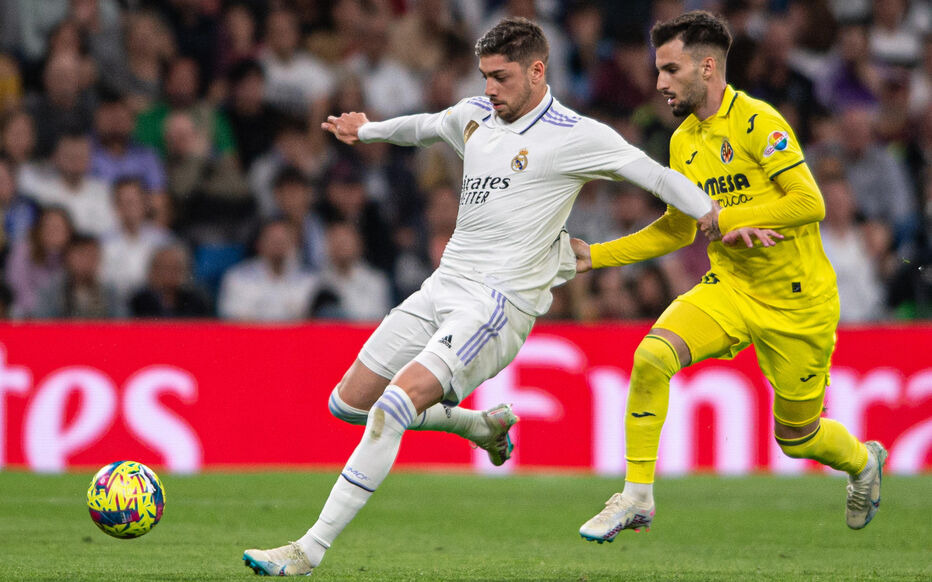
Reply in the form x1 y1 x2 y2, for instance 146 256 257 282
0 322 929 475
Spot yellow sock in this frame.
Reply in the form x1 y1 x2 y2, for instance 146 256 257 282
625 335 680 484
777 418 868 475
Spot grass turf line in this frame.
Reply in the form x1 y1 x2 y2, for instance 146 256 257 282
0 471 929 581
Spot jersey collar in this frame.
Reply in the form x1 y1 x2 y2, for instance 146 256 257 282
685 84 739 128
486 86 553 134
716 85 739 118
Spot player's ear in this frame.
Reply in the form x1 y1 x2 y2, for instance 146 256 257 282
701 56 715 80
529 59 545 83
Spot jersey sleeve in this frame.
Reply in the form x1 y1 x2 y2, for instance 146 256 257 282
743 108 805 180
590 206 697 268
561 119 650 181
564 120 711 219
358 97 488 158
718 161 825 232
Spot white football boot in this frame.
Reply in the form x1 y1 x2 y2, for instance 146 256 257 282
579 493 655 543
846 440 888 530
472 403 519 466
243 542 314 576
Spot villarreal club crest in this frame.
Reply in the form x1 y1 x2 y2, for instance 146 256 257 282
87 460 166 539
720 138 734 164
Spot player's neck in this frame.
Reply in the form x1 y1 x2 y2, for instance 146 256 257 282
695 80 727 121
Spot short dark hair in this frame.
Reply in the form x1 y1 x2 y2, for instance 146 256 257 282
474 17 549 66
650 10 733 57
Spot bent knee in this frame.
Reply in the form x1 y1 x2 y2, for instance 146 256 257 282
632 333 684 379
775 418 821 458
328 386 369 425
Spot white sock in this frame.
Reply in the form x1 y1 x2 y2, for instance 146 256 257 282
298 385 415 565
622 481 654 506
410 404 490 441
856 453 877 479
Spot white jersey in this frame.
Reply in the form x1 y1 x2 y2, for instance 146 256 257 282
359 88 711 315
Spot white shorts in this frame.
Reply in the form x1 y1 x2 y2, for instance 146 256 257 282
358 271 535 404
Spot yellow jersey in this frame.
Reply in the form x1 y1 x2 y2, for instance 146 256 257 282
666 85 836 308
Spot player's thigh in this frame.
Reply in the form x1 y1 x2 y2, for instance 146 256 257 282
356 283 440 402
751 294 840 415
421 278 535 405
335 359 391 409
654 281 750 364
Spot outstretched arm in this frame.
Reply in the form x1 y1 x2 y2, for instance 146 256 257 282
323 110 453 149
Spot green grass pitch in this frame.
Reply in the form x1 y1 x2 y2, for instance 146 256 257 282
1 470 929 581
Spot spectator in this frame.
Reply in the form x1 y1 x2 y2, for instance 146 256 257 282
320 222 391 321
69 0 124 81
272 166 327 272
90 95 167 199
44 19 97 92
223 60 277 172
387 0 458 76
162 109 250 234
100 178 173 307
869 0 927 67
565 1 612 109
1 109 37 174
306 0 367 65
130 243 211 318
319 160 396 275
35 233 123 318
260 7 335 117
249 117 331 218
19 132 116 236
134 56 237 159
25 51 96 157
98 10 175 110
5 206 73 318
217 219 319 321
343 19 423 120
216 4 260 78
816 23 883 110
820 177 887 322
837 105 918 248
155 0 221 86
0 156 37 261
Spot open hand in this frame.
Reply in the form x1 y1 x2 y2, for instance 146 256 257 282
321 112 369 145
722 227 784 248
571 237 593 273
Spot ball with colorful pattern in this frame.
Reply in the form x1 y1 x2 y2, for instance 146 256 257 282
86 461 165 539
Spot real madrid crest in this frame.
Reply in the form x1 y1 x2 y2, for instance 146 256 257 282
511 148 529 172
720 138 734 164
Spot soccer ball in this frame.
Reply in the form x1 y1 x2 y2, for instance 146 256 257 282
86 460 166 539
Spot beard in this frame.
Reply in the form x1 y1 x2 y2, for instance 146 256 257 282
670 73 707 118
496 79 533 123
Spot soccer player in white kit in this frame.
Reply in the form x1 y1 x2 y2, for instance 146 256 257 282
244 17 721 576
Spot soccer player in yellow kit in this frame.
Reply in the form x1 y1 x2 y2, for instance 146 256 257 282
575 11 887 542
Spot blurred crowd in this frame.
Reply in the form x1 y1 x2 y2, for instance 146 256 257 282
0 0 927 323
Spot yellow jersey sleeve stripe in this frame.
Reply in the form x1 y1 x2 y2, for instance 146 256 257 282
768 159 806 181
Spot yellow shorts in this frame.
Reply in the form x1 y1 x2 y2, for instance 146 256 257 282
654 276 840 404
